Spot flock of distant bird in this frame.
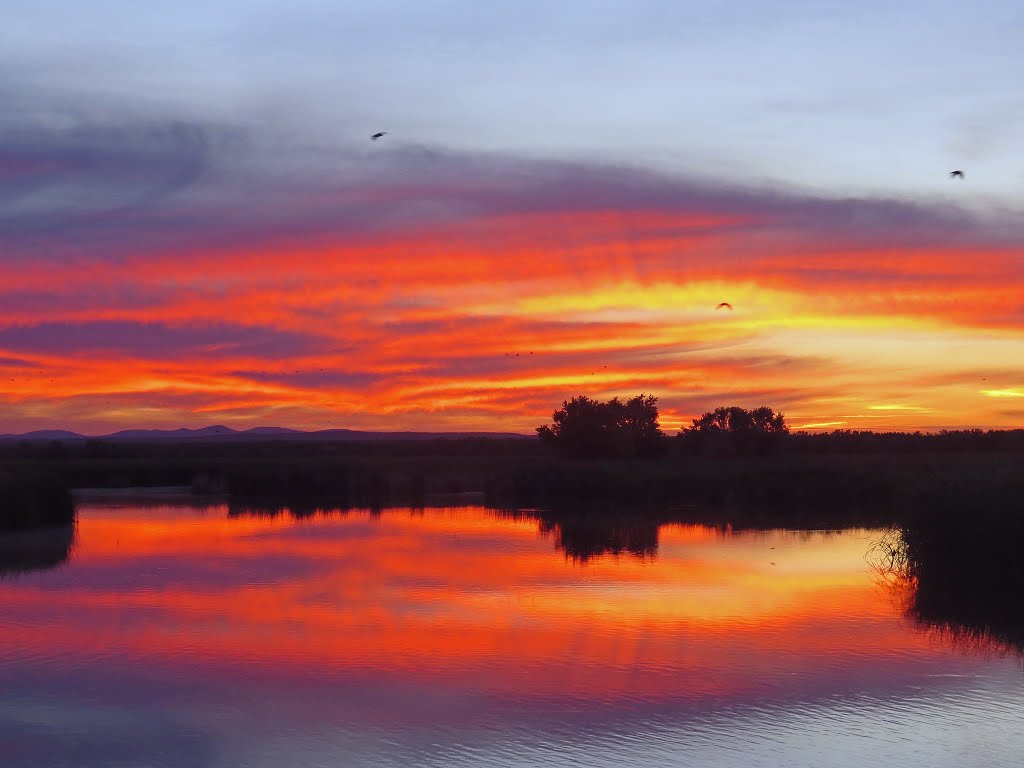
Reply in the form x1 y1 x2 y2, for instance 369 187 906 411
369 132 968 312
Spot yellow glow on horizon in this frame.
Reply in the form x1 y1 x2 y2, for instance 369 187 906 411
867 404 931 412
981 389 1024 398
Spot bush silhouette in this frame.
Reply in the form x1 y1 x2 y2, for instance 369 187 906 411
678 405 788 455
537 394 667 459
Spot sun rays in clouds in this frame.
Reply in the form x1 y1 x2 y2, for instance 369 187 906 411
1 127 1023 434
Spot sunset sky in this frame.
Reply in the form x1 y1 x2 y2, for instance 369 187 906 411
2 1 1023 434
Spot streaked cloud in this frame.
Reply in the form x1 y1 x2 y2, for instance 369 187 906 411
0 321 329 360
1 77 1023 433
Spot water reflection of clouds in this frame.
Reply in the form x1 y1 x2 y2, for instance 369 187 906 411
2 503 1023 767
0 698 215 768
13 551 328 592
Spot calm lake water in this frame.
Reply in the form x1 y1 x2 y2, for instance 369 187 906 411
1 502 1022 767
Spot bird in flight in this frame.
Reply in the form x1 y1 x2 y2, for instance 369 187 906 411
716 302 733 310
949 170 964 179
371 132 388 140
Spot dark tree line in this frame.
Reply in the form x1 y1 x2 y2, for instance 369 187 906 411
785 428 1024 454
538 398 792 459
538 396 1024 459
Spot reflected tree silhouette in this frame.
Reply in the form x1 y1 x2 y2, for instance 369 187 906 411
539 518 660 563
0 525 75 578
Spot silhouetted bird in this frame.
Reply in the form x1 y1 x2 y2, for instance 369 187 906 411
949 170 964 179
716 302 733 310
371 132 388 140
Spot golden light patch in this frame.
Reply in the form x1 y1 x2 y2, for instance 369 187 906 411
867 404 931 412
981 389 1024 398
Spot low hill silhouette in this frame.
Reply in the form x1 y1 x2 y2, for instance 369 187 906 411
0 425 532 442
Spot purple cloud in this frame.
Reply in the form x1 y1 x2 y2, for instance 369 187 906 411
3 115 1022 272
0 321 328 359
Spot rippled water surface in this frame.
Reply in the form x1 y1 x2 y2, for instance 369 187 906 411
1 503 1022 767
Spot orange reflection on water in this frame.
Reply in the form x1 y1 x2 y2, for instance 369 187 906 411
0 505 951 704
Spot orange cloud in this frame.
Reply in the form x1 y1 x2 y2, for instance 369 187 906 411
2 146 1023 433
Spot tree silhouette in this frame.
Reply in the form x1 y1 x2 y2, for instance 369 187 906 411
679 405 788 455
537 394 667 459
689 405 787 434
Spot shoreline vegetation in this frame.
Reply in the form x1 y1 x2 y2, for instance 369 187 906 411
2 405 1024 531
1 439 1023 522
1 394 1022 650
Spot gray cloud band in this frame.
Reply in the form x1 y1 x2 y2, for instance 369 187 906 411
2 113 1018 266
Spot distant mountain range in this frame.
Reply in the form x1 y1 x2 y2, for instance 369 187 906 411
0 425 533 442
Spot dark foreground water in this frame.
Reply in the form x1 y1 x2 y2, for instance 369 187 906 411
1 502 1022 767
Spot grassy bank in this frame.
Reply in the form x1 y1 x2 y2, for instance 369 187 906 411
1 437 1022 528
